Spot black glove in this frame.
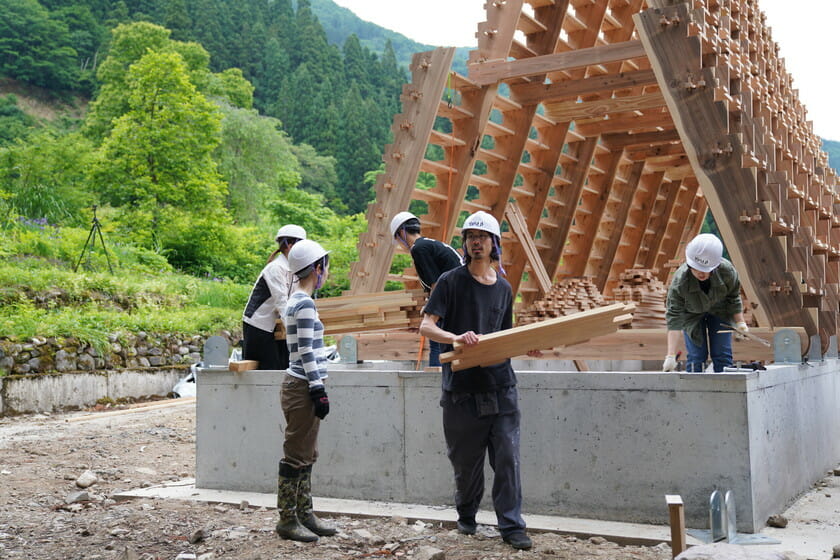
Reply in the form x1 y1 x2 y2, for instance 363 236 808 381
309 385 330 420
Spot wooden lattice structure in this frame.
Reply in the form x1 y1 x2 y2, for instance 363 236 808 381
349 0 840 345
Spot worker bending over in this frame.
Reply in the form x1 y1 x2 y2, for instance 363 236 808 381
663 233 748 373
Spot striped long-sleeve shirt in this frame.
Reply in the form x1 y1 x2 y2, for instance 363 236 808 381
283 291 328 386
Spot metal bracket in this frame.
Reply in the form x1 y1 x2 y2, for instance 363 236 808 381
203 335 230 367
339 335 358 364
808 334 822 363
773 328 802 364
826 335 838 359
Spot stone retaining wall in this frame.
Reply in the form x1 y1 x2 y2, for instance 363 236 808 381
0 332 229 375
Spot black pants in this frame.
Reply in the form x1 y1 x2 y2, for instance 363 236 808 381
441 387 526 536
242 322 289 370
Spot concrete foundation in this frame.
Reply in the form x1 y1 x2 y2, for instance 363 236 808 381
0 368 187 415
195 360 840 532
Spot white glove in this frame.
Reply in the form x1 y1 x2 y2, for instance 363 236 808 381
735 322 749 335
662 355 677 372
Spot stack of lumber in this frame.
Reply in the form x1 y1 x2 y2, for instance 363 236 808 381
277 290 426 336
442 302 635 371
517 278 606 326
612 269 667 328
350 332 427 362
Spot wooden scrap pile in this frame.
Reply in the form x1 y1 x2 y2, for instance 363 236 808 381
612 269 667 328
284 290 426 336
517 278 606 326
442 302 635 371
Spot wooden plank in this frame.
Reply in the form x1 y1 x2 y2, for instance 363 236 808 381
545 92 666 122
229 360 258 373
440 303 635 371
511 69 658 105
541 327 808 361
505 202 552 294
468 40 647 86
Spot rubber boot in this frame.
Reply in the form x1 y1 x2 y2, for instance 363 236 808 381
275 462 318 542
297 465 337 537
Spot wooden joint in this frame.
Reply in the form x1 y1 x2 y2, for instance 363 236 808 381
783 281 793 295
659 14 681 27
409 90 423 100
383 182 396 190
769 282 781 294
391 152 404 161
399 121 414 131
419 58 431 70
492 0 507 6
681 73 707 91
365 242 376 248
739 210 752 223
484 29 499 37
710 142 734 158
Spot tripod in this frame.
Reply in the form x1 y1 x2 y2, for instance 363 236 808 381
74 205 114 274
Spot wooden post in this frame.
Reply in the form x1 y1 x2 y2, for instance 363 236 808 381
666 494 686 557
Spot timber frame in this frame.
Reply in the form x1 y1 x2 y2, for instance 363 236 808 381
350 0 840 345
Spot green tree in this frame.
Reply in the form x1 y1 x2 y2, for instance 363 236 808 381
0 131 96 225
89 50 227 243
290 143 343 212
0 0 78 89
163 0 191 41
207 68 254 109
0 95 36 146
336 84 379 213
215 102 300 225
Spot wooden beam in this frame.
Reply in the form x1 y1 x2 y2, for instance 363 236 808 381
601 129 681 149
595 161 644 292
441 302 635 371
350 48 456 294
545 92 666 122
666 495 687 558
505 202 552 294
511 69 658 105
542 327 808 361
468 40 647 86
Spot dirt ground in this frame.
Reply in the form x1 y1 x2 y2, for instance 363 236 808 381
0 401 676 560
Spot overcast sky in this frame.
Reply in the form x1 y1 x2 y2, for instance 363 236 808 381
331 0 839 140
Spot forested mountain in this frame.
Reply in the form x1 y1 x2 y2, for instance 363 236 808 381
824 139 840 172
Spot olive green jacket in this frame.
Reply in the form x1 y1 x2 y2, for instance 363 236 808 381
665 260 742 346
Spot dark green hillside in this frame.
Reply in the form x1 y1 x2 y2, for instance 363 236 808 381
307 0 471 73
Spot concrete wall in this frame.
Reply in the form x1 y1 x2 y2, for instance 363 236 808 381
0 368 187 415
195 361 840 532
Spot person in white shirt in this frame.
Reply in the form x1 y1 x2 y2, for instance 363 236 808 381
241 224 306 370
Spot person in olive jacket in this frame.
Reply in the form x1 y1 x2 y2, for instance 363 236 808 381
663 233 748 372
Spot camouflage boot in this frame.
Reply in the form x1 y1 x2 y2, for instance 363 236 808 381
297 465 337 537
275 462 318 542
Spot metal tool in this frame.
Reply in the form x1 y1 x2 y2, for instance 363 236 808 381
719 323 771 347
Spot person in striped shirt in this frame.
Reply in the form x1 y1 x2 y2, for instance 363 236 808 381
275 239 336 543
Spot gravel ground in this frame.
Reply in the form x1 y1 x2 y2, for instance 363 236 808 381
0 400 676 560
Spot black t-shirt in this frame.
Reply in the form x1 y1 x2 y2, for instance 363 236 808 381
423 265 516 393
410 237 462 291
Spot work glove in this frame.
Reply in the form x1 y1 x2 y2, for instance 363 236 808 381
662 355 677 372
735 322 749 335
309 385 330 420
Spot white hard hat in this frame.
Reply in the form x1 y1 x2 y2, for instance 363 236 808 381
288 239 330 275
462 211 501 238
685 233 723 272
389 211 418 238
276 224 306 241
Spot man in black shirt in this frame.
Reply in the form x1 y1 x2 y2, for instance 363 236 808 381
390 211 462 366
419 211 531 551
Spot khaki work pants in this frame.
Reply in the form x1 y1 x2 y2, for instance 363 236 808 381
281 375 320 469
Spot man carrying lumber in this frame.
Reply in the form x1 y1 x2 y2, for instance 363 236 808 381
419 210 532 551
663 233 748 372
390 211 462 366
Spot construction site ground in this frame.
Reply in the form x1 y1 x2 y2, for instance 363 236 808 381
1 399 837 560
